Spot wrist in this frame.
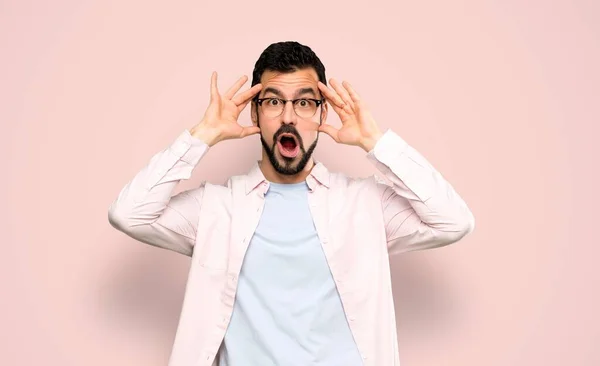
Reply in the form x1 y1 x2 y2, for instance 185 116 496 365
190 123 220 147
359 131 384 152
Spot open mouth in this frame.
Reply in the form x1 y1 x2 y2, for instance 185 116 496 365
277 133 300 158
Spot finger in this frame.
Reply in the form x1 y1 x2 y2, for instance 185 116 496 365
224 75 249 100
240 125 261 138
237 90 258 111
232 83 263 106
330 78 355 112
210 71 219 100
318 123 340 143
318 82 346 115
342 81 362 106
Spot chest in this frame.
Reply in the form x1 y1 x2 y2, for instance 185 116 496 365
192 181 386 274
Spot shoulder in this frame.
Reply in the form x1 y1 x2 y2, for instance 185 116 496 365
178 179 233 209
327 169 390 195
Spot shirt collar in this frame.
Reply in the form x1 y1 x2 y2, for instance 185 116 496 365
244 160 331 195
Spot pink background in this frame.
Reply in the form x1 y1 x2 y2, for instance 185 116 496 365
1 0 598 365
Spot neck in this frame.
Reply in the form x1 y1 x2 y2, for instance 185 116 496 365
259 153 315 184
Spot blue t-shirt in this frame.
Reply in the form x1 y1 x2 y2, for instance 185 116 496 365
219 181 363 366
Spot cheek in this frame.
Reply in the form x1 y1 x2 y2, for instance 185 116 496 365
301 131 319 147
298 119 320 144
260 123 278 143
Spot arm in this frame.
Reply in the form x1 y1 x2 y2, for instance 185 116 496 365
316 79 474 255
108 130 209 257
367 129 475 255
108 72 263 257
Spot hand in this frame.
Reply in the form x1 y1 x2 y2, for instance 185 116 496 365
190 72 263 146
317 79 383 152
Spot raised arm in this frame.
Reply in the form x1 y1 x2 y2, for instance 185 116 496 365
317 78 474 255
108 72 263 256
108 131 209 256
369 130 474 255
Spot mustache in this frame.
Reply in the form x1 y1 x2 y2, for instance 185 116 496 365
273 125 303 146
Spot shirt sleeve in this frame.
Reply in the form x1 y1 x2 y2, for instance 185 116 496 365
366 129 475 255
108 130 210 257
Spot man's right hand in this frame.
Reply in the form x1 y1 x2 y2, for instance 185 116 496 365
190 72 263 147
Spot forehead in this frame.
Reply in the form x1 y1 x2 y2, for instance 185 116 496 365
260 68 319 96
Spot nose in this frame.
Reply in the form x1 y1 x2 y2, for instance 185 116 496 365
281 100 297 126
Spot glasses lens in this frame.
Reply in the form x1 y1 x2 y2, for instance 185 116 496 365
294 99 318 118
262 98 284 118
260 98 319 118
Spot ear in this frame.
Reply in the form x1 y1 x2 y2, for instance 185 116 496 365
320 101 328 125
251 102 258 127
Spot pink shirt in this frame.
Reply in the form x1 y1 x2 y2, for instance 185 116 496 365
108 128 475 366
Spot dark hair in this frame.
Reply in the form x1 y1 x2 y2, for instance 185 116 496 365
251 41 327 88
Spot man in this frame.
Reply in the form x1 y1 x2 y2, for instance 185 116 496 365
108 41 475 366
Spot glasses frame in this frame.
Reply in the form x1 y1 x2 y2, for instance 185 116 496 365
254 97 325 118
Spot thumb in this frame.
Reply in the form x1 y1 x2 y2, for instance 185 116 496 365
318 124 339 143
240 125 261 138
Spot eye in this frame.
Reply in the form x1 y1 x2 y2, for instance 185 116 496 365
267 98 280 106
296 99 314 108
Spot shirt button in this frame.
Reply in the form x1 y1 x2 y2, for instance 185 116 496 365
349 316 355 321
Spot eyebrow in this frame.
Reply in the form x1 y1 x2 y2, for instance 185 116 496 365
262 87 317 98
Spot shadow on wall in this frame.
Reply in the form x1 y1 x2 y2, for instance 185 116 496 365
97 242 191 342
96 238 462 345
390 252 464 341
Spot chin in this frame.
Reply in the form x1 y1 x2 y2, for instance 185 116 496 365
278 153 301 167
272 154 304 176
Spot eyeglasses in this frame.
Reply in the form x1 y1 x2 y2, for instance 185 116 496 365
255 97 325 119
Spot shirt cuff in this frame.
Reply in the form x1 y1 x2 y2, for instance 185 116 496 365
168 129 210 166
366 128 435 201
367 129 409 160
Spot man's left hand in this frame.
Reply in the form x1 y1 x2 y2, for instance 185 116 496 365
317 79 383 152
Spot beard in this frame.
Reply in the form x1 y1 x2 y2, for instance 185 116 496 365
258 115 319 176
